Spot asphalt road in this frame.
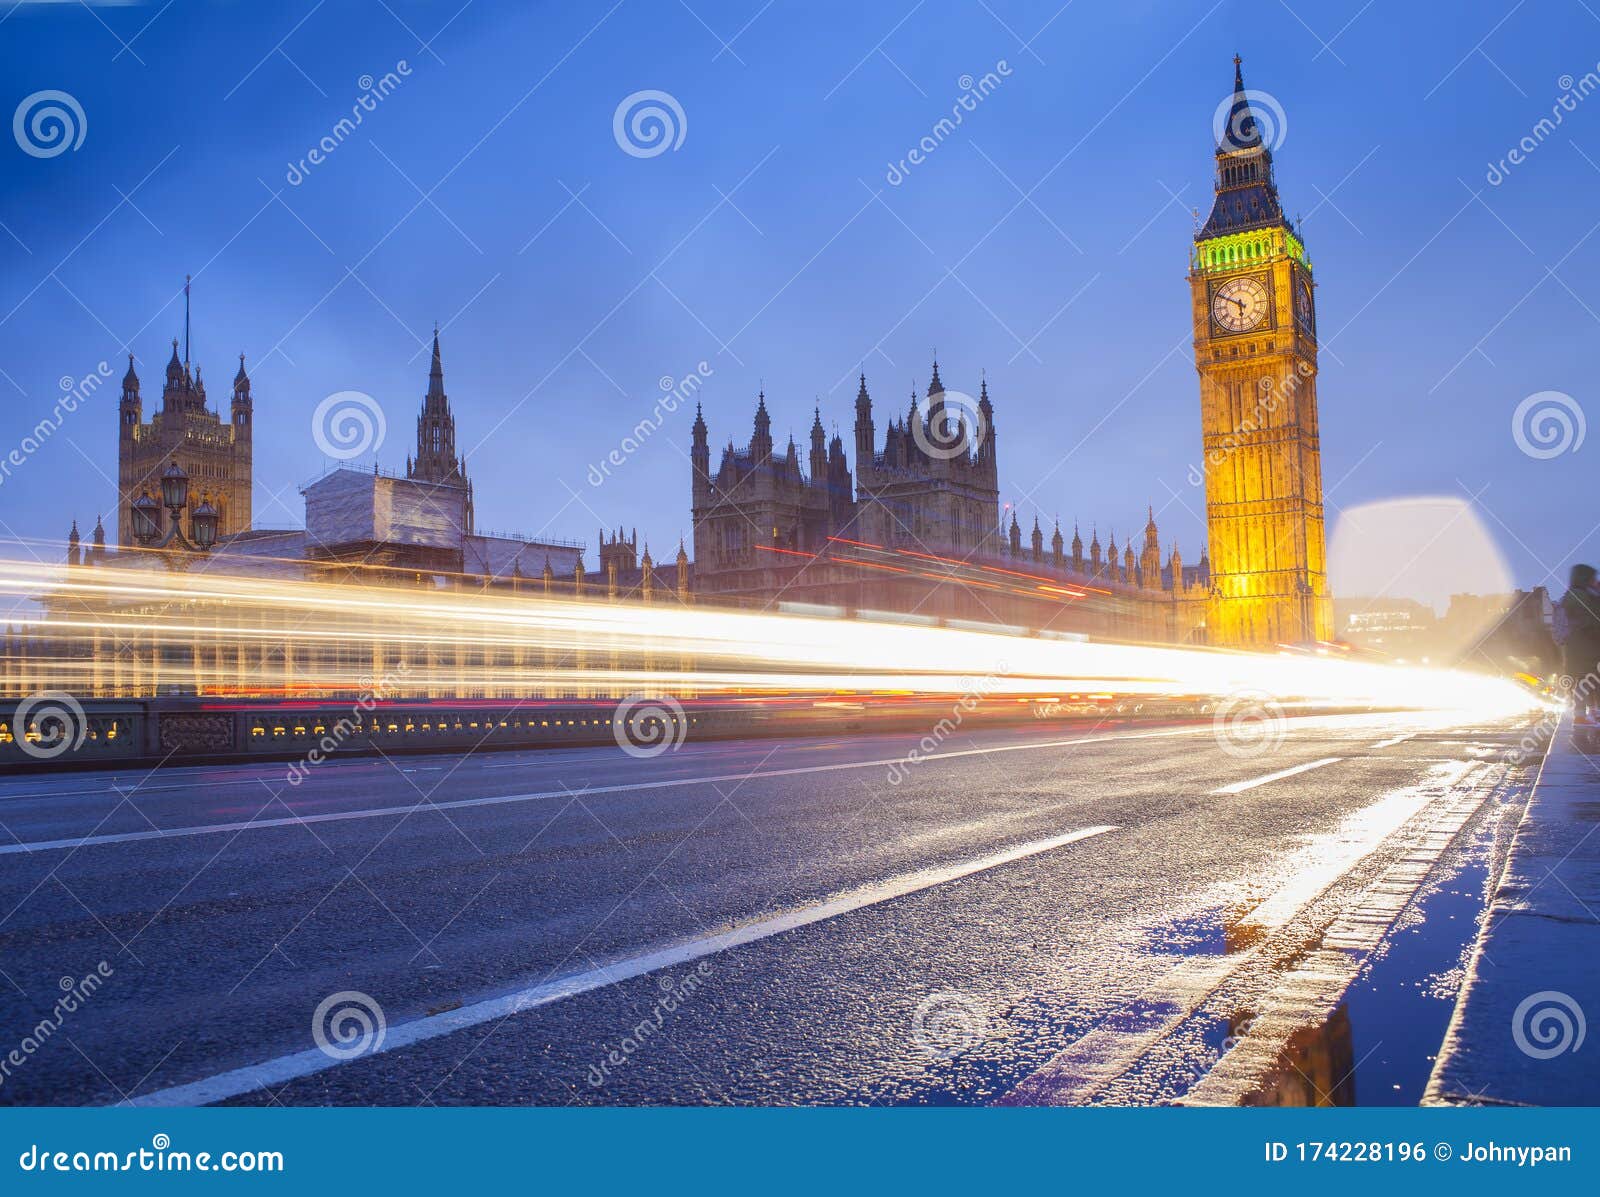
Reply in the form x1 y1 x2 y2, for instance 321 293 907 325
0 708 1543 1106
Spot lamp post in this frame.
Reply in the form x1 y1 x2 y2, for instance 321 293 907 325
130 460 217 565
191 497 218 550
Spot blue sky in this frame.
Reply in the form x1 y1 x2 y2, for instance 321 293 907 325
1 0 1597 607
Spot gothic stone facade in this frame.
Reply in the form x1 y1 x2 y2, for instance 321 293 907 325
1189 58 1333 646
691 363 1210 643
117 342 252 547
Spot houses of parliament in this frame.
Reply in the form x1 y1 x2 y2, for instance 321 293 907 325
56 58 1330 653
689 58 1331 647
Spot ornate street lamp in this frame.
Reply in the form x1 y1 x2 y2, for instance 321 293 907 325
130 491 162 543
190 495 219 550
129 460 215 563
160 460 189 512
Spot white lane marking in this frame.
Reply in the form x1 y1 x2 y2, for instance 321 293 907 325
1211 757 1343 795
125 824 1119 1108
1371 734 1412 749
2 725 1216 856
482 751 634 768
0 751 639 800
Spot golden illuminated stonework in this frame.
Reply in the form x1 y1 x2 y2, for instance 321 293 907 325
117 338 253 549
1189 58 1332 647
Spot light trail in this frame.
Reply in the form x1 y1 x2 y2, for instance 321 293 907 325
0 556 1548 720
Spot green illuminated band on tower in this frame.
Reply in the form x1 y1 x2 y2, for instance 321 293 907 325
1192 227 1310 274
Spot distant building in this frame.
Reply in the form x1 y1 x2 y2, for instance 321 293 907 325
1336 591 1557 675
1335 597 1438 660
117 340 252 548
691 366 1210 642
85 330 582 589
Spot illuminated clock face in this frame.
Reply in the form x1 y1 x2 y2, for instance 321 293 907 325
1211 276 1269 333
1295 279 1313 327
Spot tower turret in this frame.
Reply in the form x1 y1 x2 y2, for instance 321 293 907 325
231 353 253 441
691 402 711 504
906 387 921 461
120 353 141 428
160 337 192 414
809 406 827 483
976 373 996 478
165 338 184 386
1141 505 1161 587
926 357 947 446
408 327 472 531
751 391 773 463
853 373 874 468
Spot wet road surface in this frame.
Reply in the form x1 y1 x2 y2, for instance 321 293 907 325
0 709 1541 1106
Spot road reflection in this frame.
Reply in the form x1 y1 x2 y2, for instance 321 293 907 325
1236 1005 1356 1106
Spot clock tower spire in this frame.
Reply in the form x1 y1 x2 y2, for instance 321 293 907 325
1189 57 1331 647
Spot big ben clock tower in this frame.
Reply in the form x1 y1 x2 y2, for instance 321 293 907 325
1189 57 1332 648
